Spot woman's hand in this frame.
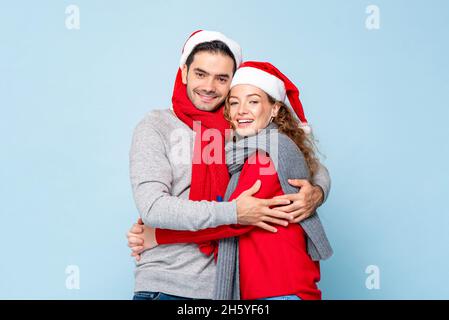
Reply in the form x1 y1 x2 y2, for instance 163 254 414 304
272 179 324 223
127 218 158 262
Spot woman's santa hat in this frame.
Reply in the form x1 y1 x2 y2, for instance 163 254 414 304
230 61 311 134
179 30 243 69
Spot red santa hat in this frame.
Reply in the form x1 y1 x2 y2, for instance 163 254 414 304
179 30 243 69
230 61 311 134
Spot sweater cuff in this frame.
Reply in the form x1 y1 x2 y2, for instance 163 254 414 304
311 169 330 205
214 199 238 225
313 180 329 204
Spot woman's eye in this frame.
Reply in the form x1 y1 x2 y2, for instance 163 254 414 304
229 101 238 106
250 100 259 104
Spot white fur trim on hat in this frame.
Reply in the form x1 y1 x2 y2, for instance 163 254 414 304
179 30 242 69
299 123 312 135
230 67 287 102
284 99 312 134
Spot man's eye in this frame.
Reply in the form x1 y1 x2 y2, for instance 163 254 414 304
196 73 205 78
218 77 228 83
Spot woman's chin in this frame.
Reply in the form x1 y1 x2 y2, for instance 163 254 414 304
235 127 258 137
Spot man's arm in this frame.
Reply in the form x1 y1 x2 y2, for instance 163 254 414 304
155 151 290 245
130 118 236 231
129 117 292 231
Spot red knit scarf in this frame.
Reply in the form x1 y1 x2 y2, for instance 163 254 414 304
171 69 230 258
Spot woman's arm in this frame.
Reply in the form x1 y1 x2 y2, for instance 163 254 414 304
156 224 253 245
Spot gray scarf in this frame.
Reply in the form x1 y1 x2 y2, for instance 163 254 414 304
213 122 333 300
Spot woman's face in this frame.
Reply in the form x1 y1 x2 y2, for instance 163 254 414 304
228 84 280 137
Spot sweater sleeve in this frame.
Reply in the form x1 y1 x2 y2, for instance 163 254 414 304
156 224 253 245
156 151 284 245
130 116 236 231
311 161 331 204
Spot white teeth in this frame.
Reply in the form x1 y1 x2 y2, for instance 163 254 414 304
238 120 253 123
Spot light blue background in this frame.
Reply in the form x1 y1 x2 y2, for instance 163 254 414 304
1 0 448 299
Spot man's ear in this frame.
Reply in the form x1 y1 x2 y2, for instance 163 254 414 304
181 64 188 85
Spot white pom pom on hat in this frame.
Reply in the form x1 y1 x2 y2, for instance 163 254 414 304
179 30 243 69
230 61 312 134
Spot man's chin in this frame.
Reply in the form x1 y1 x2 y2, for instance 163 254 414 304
194 99 224 112
195 104 216 112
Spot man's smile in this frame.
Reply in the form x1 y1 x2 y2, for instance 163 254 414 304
195 91 219 103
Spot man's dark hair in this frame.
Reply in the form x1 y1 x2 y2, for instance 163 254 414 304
185 40 237 73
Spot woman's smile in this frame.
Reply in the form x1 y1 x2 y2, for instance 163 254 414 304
236 118 255 128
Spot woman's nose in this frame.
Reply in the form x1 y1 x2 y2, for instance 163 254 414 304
237 103 248 114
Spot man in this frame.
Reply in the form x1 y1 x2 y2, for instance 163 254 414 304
128 30 331 300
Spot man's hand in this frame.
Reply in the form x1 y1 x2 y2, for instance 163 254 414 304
236 180 294 233
127 218 158 262
273 179 324 223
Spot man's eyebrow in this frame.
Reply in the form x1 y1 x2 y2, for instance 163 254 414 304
193 68 210 75
193 68 230 79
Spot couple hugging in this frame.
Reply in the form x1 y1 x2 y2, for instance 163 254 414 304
126 30 333 301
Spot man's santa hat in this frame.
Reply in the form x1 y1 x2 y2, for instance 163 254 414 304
179 30 243 69
230 61 311 134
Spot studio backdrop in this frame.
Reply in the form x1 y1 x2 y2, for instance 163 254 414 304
1 0 448 299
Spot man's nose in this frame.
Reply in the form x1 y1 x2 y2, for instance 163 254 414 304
202 77 216 92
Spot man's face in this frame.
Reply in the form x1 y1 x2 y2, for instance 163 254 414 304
182 51 235 112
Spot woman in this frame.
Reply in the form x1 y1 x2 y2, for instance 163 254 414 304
128 61 332 300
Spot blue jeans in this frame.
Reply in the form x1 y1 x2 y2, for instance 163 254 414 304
133 291 195 300
259 295 301 300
